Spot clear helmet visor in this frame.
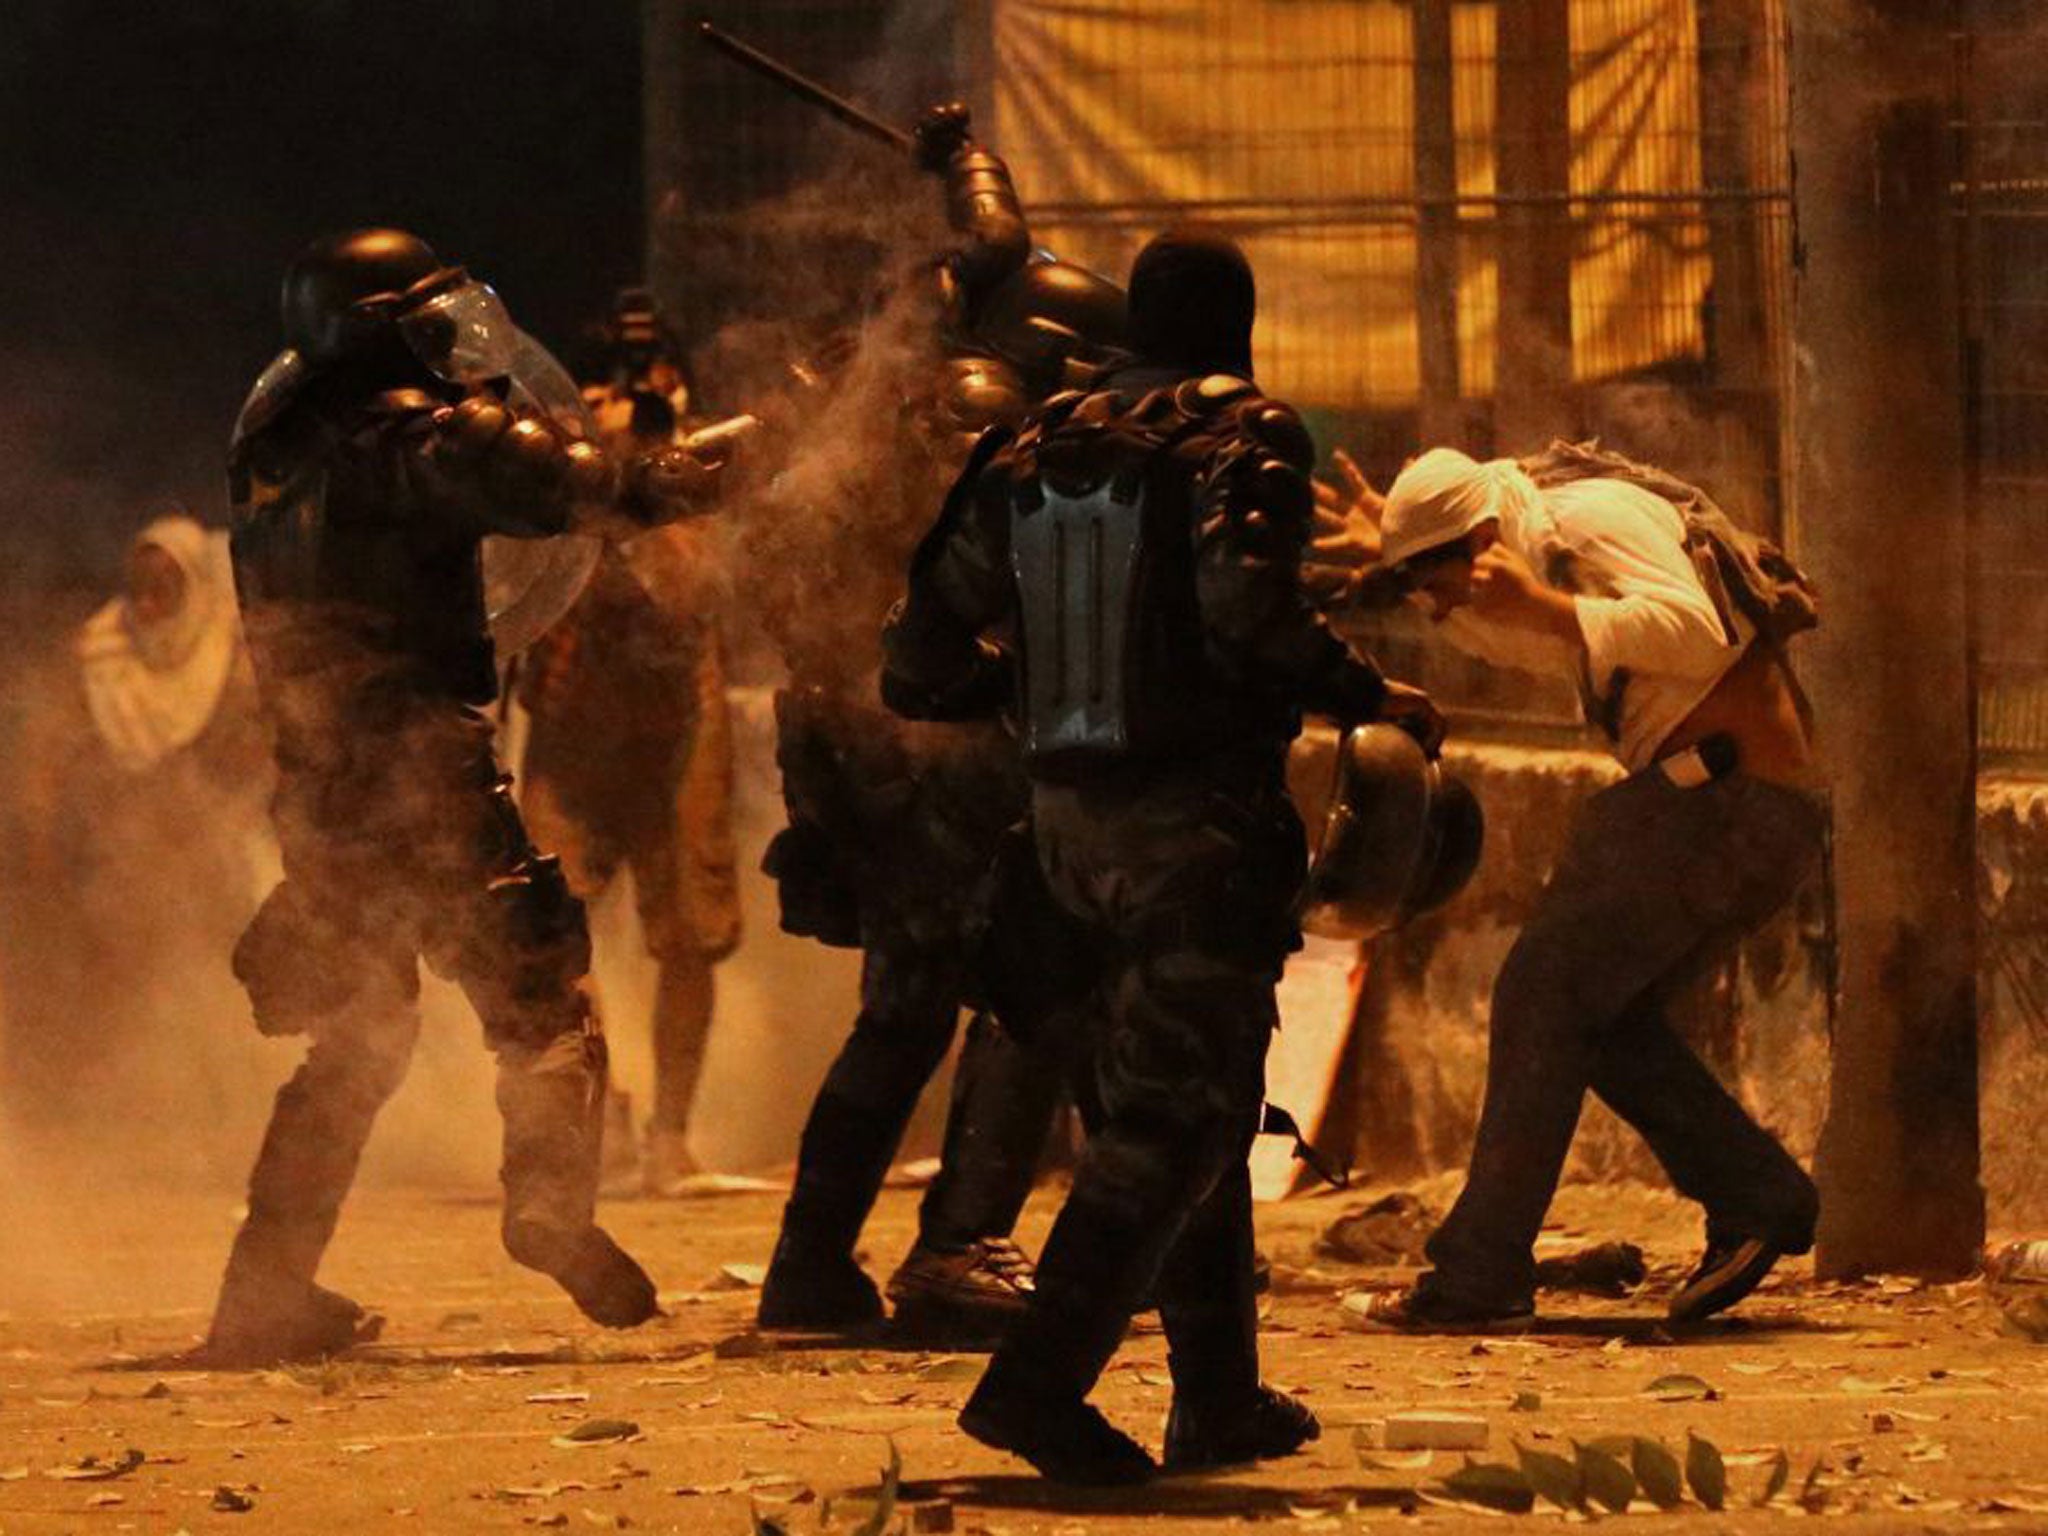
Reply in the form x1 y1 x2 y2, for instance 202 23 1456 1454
480 326 600 655
399 280 522 385
228 347 310 451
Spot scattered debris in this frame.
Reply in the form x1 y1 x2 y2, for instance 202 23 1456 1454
44 1447 145 1481
1644 1372 1720 1403
1317 1192 1438 1265
211 1485 256 1513
551 1419 641 1448
1533 1242 1647 1297
708 1263 767 1292
1686 1432 1728 1511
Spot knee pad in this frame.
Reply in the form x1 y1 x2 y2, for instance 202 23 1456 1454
235 882 395 1037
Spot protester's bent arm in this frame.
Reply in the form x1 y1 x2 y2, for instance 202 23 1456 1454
1556 483 1736 686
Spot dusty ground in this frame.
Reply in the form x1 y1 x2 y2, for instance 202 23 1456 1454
4 1176 2048 1536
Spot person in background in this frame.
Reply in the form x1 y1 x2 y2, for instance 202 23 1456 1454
518 290 742 1195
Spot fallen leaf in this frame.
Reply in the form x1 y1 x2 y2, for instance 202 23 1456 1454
1646 1372 1718 1402
1576 1441 1635 1514
45 1448 145 1482
916 1359 981 1384
1756 1447 1791 1507
528 1392 593 1405
710 1263 767 1291
1839 1375 1911 1395
84 1490 125 1508
1798 1456 1830 1514
1514 1440 1583 1511
857 1389 917 1407
851 1440 902 1536
1686 1432 1727 1511
1351 1427 1433 1473
1729 1359 1782 1377
212 1485 256 1513
1437 1459 1536 1514
1633 1436 1685 1510
552 1419 640 1448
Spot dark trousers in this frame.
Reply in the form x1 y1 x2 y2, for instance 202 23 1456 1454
778 938 1064 1259
979 759 1300 1408
1423 770 1825 1310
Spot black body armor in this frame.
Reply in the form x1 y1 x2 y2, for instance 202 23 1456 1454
993 372 1321 772
231 381 504 723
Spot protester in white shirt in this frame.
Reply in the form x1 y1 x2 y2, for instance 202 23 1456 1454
1332 446 1822 1330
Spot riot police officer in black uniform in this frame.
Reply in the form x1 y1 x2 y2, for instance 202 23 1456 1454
884 228 1441 1482
201 229 724 1366
753 105 1129 1338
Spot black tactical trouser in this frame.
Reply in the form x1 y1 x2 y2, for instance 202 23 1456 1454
770 691 1066 1264
1421 770 1825 1311
979 754 1303 1411
217 723 613 1328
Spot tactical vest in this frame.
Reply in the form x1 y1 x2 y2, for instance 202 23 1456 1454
1004 376 1278 769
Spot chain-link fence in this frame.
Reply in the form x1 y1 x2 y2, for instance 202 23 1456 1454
646 0 2042 763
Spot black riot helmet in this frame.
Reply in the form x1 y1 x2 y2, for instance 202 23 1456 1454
280 228 463 368
1127 225 1256 378
968 257 1129 396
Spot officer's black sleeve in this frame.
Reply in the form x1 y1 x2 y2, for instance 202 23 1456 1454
941 145 1033 306
1194 401 1389 725
881 427 1018 721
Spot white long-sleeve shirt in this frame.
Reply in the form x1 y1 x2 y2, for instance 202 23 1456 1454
1439 478 1746 771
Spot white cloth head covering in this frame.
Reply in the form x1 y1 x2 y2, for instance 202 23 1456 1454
75 514 241 773
1379 447 1547 569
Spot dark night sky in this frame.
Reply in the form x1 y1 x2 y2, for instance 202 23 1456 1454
0 0 643 601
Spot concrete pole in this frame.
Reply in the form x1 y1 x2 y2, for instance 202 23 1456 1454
1794 0 1985 1279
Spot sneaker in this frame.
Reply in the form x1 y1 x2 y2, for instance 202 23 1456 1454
1345 1286 1534 1334
758 1244 884 1332
194 1284 384 1368
1668 1237 1783 1325
887 1237 1035 1337
1163 1384 1320 1471
960 1376 1157 1486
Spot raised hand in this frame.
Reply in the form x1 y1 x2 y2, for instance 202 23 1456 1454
1305 448 1387 604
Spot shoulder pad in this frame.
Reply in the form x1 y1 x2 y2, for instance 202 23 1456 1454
942 353 1030 433
1174 374 1258 415
1238 398 1315 474
365 387 444 421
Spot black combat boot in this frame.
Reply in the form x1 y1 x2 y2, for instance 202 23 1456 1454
197 1276 383 1368
961 1363 1157 1486
497 1030 662 1329
758 1092 899 1330
956 1184 1170 1485
1163 1385 1320 1471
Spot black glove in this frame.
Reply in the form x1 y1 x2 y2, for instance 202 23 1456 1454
913 100 974 172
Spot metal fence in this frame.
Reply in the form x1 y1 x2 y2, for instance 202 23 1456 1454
646 0 2044 763
1961 1 2048 765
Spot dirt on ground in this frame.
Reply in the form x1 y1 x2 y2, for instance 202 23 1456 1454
3 1174 2047 1536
